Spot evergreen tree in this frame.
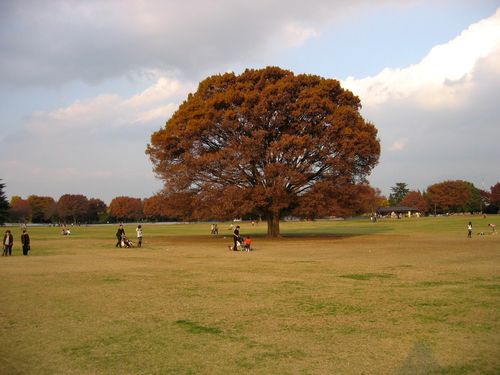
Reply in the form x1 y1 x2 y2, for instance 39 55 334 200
0 180 10 225
389 182 409 206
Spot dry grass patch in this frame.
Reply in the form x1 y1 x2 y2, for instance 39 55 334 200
0 217 499 374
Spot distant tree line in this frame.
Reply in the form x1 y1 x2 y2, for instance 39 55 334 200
0 179 498 226
5 194 182 224
388 180 500 215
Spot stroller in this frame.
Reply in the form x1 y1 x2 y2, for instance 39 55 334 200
235 236 245 251
228 236 245 251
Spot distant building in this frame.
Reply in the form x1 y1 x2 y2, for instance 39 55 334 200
376 206 421 217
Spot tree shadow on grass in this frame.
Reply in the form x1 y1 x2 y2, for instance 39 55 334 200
397 341 440 375
277 224 392 239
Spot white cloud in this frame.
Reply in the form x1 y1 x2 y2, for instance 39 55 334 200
352 9 500 195
0 75 191 201
342 8 500 108
124 77 183 108
24 76 192 136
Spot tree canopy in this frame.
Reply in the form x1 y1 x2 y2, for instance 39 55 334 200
28 195 57 223
388 182 409 206
147 67 380 236
491 183 500 206
426 180 481 213
400 191 429 213
109 196 143 222
9 196 31 223
57 194 89 223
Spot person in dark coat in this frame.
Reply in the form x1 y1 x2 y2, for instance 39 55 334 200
115 224 125 247
21 229 30 255
232 225 240 251
2 230 13 256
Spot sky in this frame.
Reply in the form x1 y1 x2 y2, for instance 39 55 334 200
1 0 499 203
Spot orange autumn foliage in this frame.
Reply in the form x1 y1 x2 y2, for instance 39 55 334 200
109 196 143 221
147 67 380 236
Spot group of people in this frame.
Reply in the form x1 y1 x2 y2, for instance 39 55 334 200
229 225 253 252
115 224 143 248
467 221 497 238
2 229 31 256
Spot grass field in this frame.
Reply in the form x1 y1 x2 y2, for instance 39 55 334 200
1 216 499 374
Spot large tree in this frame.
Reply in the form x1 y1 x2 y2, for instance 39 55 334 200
28 195 57 223
400 191 429 213
9 196 32 223
388 182 409 206
87 198 108 223
147 67 380 236
57 194 89 224
426 180 481 214
109 196 143 222
490 182 500 206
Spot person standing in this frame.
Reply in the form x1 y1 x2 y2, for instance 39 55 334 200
232 225 240 251
21 229 30 255
136 225 143 248
2 230 13 256
467 222 473 238
116 224 125 248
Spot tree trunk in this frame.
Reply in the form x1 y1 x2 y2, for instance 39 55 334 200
266 213 281 237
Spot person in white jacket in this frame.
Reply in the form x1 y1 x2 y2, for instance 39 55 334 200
136 225 143 248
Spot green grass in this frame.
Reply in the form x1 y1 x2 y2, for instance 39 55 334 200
175 320 223 335
0 215 499 374
339 273 395 280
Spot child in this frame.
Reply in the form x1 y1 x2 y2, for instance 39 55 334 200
136 225 143 247
243 236 252 252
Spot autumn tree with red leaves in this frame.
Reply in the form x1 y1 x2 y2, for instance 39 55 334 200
9 196 32 223
143 194 167 220
57 194 89 223
109 196 143 222
400 191 429 213
292 183 384 219
490 183 500 206
147 67 380 236
426 180 481 213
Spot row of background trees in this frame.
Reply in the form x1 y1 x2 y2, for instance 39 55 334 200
389 181 500 215
1 179 499 225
